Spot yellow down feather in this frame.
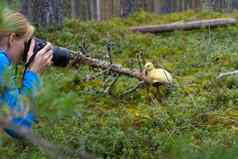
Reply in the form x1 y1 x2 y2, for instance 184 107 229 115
144 62 173 86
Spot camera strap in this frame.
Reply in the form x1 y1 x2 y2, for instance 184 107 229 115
22 51 38 78
22 53 39 124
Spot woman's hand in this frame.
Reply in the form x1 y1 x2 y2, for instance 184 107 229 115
28 39 53 74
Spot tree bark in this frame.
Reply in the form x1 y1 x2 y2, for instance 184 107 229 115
103 0 113 20
0 120 94 159
217 70 238 80
232 0 238 9
129 18 236 33
31 0 64 29
70 51 151 84
153 0 161 14
95 0 101 21
71 0 77 18
120 0 136 17
20 0 30 17
89 0 95 20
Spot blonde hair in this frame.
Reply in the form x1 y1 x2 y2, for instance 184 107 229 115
0 10 34 41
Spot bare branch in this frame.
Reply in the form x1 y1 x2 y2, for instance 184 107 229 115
217 70 238 80
70 51 151 84
0 113 95 159
139 50 145 66
0 116 94 159
80 34 89 55
136 53 143 72
81 66 113 82
106 41 113 64
119 81 145 97
103 75 119 95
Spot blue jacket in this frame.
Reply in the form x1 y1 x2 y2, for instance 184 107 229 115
0 50 41 138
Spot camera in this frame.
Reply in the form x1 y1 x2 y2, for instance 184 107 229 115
23 37 71 67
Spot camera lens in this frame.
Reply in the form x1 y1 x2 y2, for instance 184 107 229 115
52 47 71 67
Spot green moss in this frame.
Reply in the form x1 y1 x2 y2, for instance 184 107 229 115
3 10 238 158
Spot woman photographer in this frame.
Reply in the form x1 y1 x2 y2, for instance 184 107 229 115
0 10 53 138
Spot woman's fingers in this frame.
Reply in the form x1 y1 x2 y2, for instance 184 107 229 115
45 50 53 60
39 42 52 55
29 41 54 74
36 43 53 60
42 50 53 66
47 56 53 66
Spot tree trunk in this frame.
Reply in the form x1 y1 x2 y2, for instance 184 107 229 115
113 0 120 17
70 51 151 84
31 0 64 29
95 0 101 21
120 0 136 17
232 0 238 9
104 0 113 19
153 0 161 14
89 0 95 20
20 0 34 21
130 18 237 33
20 0 29 16
86 0 91 20
71 0 77 18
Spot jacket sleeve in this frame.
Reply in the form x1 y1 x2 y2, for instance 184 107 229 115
0 52 40 137
0 53 12 91
21 70 42 97
0 52 42 98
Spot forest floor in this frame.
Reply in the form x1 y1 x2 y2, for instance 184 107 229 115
2 10 238 159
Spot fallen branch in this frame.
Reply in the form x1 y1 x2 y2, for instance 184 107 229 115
103 75 119 95
81 67 112 82
0 120 94 159
69 39 172 98
70 51 151 84
119 81 145 97
217 70 238 80
129 18 236 34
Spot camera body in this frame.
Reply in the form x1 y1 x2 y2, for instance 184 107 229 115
23 38 71 67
